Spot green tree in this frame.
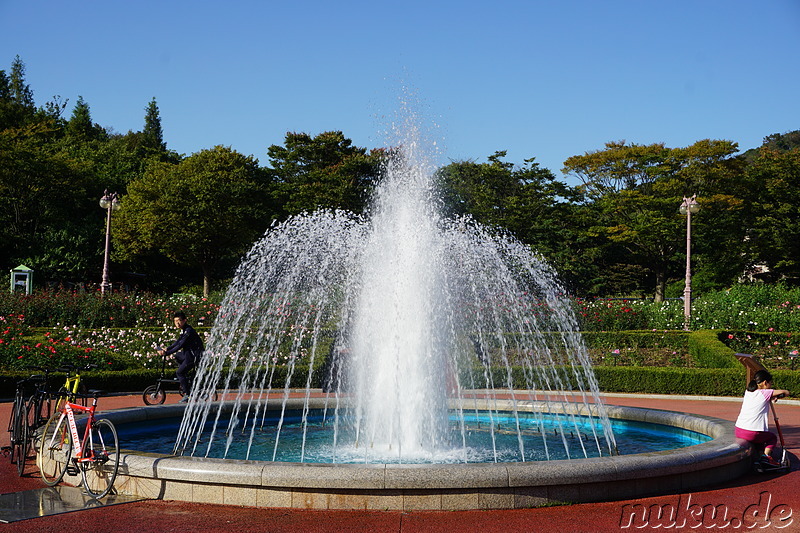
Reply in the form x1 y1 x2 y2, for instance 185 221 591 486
563 139 744 299
437 152 597 293
0 122 96 280
65 96 97 140
0 56 36 130
114 146 274 296
741 130 800 161
267 131 383 215
438 151 521 223
9 55 34 110
748 147 800 281
142 97 166 152
761 130 800 152
673 140 749 293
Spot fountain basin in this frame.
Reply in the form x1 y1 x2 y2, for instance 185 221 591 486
76 396 750 510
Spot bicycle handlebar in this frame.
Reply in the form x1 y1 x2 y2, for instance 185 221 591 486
15 374 47 386
56 363 98 373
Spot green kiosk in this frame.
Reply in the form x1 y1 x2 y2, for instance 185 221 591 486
9 264 33 294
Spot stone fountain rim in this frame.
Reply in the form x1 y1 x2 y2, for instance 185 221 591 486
100 395 749 492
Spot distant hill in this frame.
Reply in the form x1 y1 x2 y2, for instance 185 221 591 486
740 129 800 161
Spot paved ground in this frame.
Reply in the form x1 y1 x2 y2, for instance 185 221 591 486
2 392 798 532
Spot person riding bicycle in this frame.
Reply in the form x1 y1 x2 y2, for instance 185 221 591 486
157 311 204 402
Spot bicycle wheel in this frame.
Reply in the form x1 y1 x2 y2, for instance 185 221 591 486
32 390 52 429
80 418 119 499
143 384 166 405
77 382 88 407
16 407 30 476
9 391 25 466
38 413 72 486
52 387 70 414
202 388 219 402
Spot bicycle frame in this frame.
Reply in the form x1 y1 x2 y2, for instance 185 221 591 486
48 397 99 463
7 371 50 433
29 372 53 427
53 365 93 410
64 373 82 396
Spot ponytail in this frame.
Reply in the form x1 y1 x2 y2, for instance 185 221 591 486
748 370 774 392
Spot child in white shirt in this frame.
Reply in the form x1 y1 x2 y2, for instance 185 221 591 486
734 370 791 466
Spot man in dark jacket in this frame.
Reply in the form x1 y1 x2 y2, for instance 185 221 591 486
158 311 204 402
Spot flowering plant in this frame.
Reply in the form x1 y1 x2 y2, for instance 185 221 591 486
0 290 220 328
0 314 122 370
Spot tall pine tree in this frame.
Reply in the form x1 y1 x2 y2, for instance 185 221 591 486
9 55 34 109
142 97 166 151
66 96 94 139
0 55 36 130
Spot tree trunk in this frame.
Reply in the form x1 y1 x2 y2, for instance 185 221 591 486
202 264 212 298
653 269 666 303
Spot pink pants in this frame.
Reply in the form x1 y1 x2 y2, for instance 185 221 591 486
735 426 777 448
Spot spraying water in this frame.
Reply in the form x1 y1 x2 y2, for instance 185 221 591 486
174 101 616 463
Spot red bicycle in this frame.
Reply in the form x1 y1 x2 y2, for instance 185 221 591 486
37 390 120 499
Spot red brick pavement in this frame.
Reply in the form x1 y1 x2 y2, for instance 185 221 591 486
2 392 798 532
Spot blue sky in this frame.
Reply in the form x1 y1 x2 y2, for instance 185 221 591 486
2 0 799 181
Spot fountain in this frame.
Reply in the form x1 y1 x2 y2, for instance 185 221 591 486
172 101 617 465
54 101 751 508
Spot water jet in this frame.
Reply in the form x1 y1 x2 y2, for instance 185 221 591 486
45 103 752 508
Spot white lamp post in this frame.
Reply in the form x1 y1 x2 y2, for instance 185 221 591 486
679 195 700 330
99 190 121 295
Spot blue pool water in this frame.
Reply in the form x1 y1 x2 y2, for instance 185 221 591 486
117 410 711 464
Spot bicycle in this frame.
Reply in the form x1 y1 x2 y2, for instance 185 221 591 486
37 390 120 499
6 367 54 476
22 364 95 475
52 364 93 412
142 353 217 405
6 377 30 474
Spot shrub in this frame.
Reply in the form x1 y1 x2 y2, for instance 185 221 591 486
0 314 125 370
0 290 220 328
573 299 650 331
687 330 738 368
721 330 799 369
573 284 800 332
581 331 688 351
593 367 742 396
583 330 690 367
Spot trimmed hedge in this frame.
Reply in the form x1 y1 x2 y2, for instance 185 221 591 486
594 367 742 396
581 330 688 351
0 362 327 400
0 369 163 400
596 367 800 396
688 329 738 368
3 365 799 400
2 328 796 399
478 366 800 397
